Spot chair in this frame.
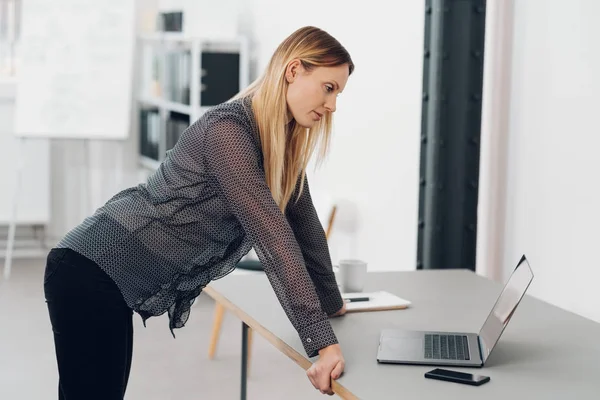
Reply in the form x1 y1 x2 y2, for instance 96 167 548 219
207 205 338 370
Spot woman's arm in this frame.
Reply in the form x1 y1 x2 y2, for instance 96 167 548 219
285 176 344 317
199 111 338 357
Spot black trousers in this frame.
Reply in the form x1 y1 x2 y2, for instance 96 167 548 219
44 248 134 400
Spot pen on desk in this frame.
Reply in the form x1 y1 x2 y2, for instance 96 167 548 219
344 297 370 303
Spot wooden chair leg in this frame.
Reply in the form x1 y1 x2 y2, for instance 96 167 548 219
208 303 225 359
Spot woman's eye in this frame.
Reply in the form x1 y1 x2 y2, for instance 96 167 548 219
325 85 334 93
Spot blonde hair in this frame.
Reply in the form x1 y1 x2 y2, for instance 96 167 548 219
233 26 354 212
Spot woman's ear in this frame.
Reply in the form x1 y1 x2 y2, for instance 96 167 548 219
285 59 301 83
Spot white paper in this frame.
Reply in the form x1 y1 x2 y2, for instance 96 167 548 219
342 291 411 312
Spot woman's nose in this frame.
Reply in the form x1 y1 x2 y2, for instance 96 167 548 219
325 97 337 113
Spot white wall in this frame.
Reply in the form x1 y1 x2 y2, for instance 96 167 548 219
157 0 238 38
247 0 425 271
479 0 600 322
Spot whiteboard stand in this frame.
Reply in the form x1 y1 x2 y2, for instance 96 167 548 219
3 136 25 280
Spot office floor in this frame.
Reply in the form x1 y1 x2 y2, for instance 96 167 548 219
0 259 324 400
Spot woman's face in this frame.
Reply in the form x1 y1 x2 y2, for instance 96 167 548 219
285 60 350 128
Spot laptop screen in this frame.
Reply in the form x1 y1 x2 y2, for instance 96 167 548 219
478 255 534 362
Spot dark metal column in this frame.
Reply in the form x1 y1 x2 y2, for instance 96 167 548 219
241 322 248 400
417 0 486 271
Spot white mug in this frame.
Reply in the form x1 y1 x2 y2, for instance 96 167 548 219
334 259 368 293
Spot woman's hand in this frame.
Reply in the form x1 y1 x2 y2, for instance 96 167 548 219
330 300 347 317
306 344 345 395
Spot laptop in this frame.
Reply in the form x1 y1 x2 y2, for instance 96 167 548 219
376 255 534 367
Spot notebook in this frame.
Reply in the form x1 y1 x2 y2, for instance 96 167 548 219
342 291 411 312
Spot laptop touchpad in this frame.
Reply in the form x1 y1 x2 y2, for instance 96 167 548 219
381 331 424 358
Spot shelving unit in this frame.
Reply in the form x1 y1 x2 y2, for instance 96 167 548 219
136 32 250 169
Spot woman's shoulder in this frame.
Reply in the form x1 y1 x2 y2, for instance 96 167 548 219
193 95 258 141
202 96 254 125
168 95 261 167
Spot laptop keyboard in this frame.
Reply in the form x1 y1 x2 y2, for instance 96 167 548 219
424 334 470 360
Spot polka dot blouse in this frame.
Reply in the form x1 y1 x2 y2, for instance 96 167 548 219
57 95 344 357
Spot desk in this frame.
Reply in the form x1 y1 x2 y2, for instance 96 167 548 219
204 269 600 399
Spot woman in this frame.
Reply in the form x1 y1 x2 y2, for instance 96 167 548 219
44 25 354 398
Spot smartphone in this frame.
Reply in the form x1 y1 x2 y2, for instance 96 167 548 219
424 368 490 386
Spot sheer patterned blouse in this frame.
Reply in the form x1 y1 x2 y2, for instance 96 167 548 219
57 95 343 357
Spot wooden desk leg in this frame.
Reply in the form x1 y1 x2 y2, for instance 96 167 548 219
241 322 249 400
208 303 225 359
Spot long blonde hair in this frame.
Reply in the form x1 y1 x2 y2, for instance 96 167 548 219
233 26 354 212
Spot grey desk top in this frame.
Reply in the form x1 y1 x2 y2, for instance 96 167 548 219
207 269 600 400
